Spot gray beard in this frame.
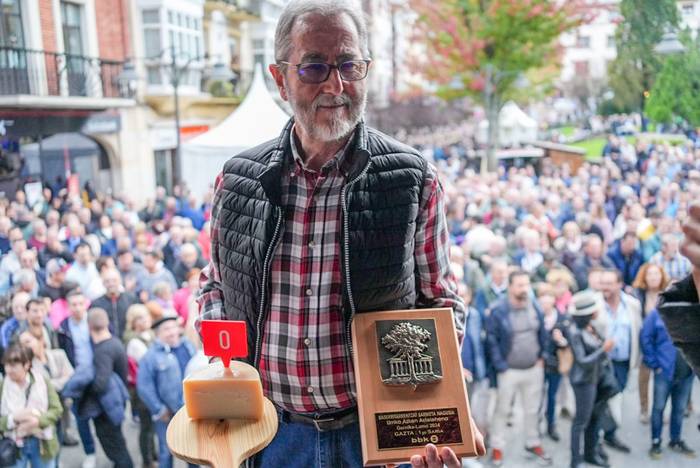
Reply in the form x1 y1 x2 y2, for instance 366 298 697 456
287 88 367 143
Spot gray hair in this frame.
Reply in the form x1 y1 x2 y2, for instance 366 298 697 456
274 0 370 63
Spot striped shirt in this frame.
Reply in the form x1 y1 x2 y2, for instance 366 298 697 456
649 251 692 282
197 128 465 414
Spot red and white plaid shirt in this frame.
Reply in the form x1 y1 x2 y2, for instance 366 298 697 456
198 129 464 414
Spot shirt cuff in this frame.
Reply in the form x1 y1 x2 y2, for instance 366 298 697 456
6 415 14 430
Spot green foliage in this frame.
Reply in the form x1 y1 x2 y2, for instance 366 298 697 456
646 37 700 127
208 80 234 98
608 0 679 112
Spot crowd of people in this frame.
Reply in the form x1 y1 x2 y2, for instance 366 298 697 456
0 125 697 468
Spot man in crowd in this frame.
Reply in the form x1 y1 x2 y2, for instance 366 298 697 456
572 235 615 290
486 270 550 466
650 233 692 282
607 231 644 287
137 316 196 468
91 268 139 340
137 249 177 301
66 242 103 300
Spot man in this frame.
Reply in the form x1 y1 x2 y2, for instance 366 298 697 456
474 259 509 314
650 233 692 282
137 316 196 468
485 270 551 466
597 268 641 454
161 224 185 272
0 291 30 349
116 248 146 294
57 289 98 468
85 308 133 468
640 307 695 459
0 227 27 294
572 235 615 290
607 231 644 287
91 268 139 340
513 228 545 279
65 241 103 300
39 258 67 302
196 1 483 466
136 249 177 301
171 242 206 287
39 225 74 267
17 298 57 350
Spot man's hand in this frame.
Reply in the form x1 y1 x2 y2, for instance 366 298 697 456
681 202 700 293
462 368 473 382
603 338 615 353
159 409 172 422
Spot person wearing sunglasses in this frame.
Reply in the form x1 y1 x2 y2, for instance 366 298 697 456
196 1 485 467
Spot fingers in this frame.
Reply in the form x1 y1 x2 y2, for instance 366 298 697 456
471 416 487 456
425 444 440 466
440 447 461 468
410 454 426 468
680 241 700 269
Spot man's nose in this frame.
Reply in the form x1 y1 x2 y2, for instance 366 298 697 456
320 66 344 95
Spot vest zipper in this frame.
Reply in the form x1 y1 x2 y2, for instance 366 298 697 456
340 161 371 358
254 206 283 367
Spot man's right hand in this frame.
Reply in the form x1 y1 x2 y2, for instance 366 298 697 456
603 338 615 353
160 409 172 422
681 202 700 293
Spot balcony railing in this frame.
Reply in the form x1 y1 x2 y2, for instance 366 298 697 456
0 46 129 99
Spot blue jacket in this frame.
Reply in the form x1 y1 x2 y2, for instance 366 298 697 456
461 306 487 382
485 297 548 373
137 339 195 418
100 374 129 426
606 242 644 286
640 308 677 381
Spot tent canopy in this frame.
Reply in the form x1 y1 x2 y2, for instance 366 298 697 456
182 63 290 196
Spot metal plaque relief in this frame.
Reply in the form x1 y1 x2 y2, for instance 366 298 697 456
376 319 442 387
375 407 463 450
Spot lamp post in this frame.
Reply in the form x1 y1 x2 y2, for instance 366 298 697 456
119 49 234 185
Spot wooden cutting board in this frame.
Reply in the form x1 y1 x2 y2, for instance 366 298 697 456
166 398 278 467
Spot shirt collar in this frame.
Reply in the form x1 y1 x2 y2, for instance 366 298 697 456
289 124 355 176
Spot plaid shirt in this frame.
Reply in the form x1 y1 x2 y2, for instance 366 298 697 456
197 129 464 414
649 251 692 282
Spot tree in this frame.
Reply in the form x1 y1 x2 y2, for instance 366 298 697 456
607 0 679 116
646 36 700 128
409 0 591 172
381 322 432 383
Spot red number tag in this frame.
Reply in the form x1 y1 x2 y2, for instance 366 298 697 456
201 320 247 368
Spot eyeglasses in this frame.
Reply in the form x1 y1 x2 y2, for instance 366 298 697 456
278 59 371 84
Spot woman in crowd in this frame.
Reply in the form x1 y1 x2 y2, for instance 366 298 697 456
567 291 615 468
547 268 577 314
633 263 671 424
124 304 157 468
0 343 63 468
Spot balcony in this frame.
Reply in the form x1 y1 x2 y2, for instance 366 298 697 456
0 47 135 110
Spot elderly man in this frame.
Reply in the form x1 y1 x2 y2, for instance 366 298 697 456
196 1 483 466
650 233 692 282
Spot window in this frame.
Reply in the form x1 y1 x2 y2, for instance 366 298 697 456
144 29 161 58
142 9 159 24
574 60 590 77
0 0 24 47
607 35 615 49
165 10 203 60
576 35 590 48
252 39 264 50
61 1 84 55
682 3 694 16
146 65 161 85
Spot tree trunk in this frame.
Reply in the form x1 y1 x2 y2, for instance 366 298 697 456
484 97 500 174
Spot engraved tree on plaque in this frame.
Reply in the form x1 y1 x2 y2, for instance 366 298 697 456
380 322 442 387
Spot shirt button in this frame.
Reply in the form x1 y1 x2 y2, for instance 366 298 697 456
308 240 315 249
305 288 313 296
304 338 311 346
307 386 314 394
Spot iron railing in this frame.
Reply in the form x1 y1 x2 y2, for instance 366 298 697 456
0 46 129 99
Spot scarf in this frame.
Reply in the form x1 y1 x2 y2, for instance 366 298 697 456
1 370 53 445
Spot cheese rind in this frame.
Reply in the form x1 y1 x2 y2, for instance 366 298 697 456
183 361 264 420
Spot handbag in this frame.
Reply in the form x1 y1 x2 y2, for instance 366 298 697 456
556 347 574 375
596 358 620 402
0 437 17 467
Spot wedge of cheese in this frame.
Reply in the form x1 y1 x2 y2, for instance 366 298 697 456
183 361 264 420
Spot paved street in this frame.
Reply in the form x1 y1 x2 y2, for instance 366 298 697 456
60 373 700 468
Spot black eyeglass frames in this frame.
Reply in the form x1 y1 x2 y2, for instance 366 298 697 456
277 59 371 84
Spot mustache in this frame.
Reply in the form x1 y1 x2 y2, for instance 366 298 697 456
312 94 352 110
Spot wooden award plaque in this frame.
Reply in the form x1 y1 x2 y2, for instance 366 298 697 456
351 308 477 466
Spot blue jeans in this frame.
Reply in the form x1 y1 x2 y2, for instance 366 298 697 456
154 420 197 468
71 405 95 455
545 372 562 429
651 372 694 443
252 413 363 468
12 436 56 468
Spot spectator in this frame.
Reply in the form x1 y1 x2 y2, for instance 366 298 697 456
474 259 508 314
640 308 695 459
136 250 177 302
649 233 692 281
1 291 30 349
116 249 145 295
38 258 67 302
546 268 576 313
173 268 200 326
486 270 551 466
91 268 139 340
0 343 63 468
606 231 644 287
38 226 73 269
124 304 157 468
0 227 28 294
65 242 103 300
17 298 57 350
632 263 671 424
171 243 206 287
572 235 614 290
137 316 196 468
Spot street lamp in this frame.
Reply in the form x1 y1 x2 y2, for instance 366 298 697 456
118 48 234 185
654 31 686 56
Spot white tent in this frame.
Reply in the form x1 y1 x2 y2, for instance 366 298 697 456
182 63 290 197
477 101 538 147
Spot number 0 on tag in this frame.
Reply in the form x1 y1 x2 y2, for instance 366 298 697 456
201 320 247 368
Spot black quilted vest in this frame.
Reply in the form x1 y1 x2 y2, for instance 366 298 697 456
214 119 427 364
